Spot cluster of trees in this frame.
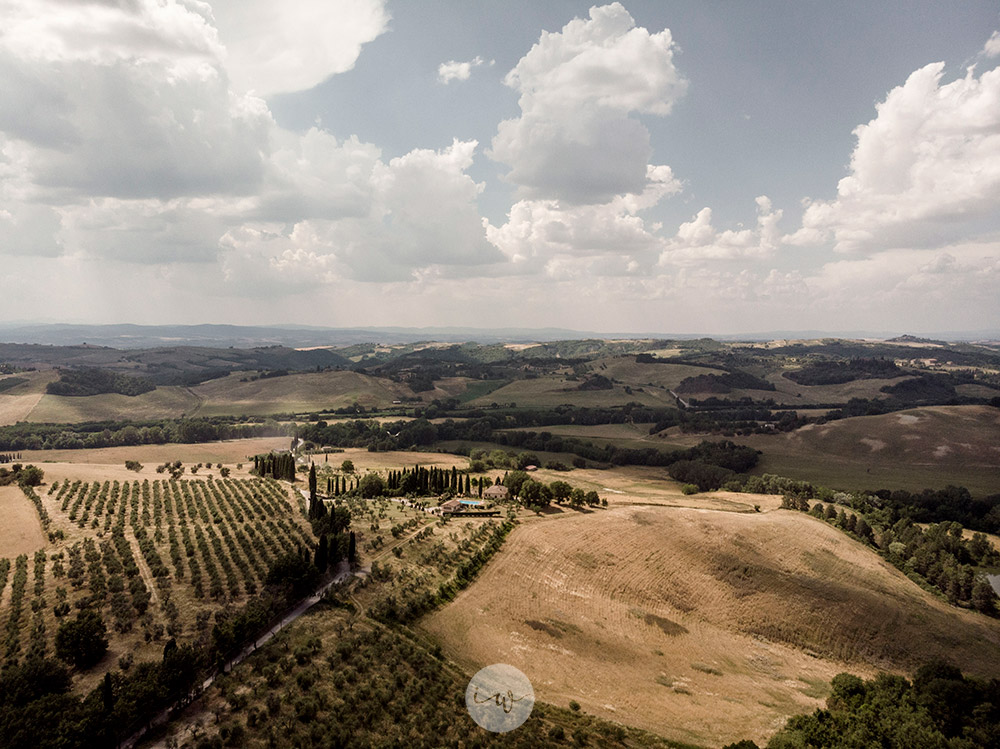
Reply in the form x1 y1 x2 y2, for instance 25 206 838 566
880 519 999 614
0 631 202 748
297 404 683 451
0 417 289 451
46 367 156 397
502 470 603 510
728 663 1000 748
880 372 960 403
0 463 43 488
784 357 903 385
0 453 23 464
252 452 296 482
676 370 776 394
0 377 28 393
864 485 1000 535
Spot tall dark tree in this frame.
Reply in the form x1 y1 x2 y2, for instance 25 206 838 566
314 535 328 573
55 610 108 670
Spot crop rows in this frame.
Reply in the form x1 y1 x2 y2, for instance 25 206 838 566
0 477 314 664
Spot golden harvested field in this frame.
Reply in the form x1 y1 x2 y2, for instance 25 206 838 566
9 370 417 424
422 505 1000 747
20 437 292 469
26 386 203 424
312 447 474 473
0 370 57 424
0 485 48 559
190 370 412 416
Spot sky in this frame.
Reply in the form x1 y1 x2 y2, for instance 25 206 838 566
0 0 999 336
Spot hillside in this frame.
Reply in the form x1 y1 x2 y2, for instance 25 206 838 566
733 405 1000 496
422 502 1000 747
4 370 419 424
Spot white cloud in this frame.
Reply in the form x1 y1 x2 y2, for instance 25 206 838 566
792 61 1000 253
219 139 502 287
660 196 783 265
489 2 686 204
984 31 1000 58
0 0 273 201
210 0 390 96
486 164 680 273
437 55 489 84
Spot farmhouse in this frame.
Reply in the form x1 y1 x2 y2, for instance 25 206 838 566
483 484 509 501
440 499 463 514
439 497 500 517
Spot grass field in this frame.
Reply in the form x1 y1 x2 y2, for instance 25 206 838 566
190 371 412 417
732 405 1000 496
421 504 1000 747
26 386 202 424
9 371 418 424
0 370 57 424
463 375 675 409
590 358 727 391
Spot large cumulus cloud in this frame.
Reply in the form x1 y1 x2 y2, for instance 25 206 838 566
489 2 686 205
788 59 1000 253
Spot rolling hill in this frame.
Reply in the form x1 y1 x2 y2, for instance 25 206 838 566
422 502 1000 747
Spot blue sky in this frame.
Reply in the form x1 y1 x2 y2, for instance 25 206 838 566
0 1 998 335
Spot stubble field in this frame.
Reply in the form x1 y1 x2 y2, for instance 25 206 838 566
421 501 1000 747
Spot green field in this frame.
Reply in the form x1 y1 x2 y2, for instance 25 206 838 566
733 405 1000 496
463 374 676 408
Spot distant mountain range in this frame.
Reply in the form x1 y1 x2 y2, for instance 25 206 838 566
0 323 997 349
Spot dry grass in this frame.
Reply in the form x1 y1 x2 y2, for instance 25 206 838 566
15 370 416 424
591 358 727 391
26 387 201 424
20 437 291 469
421 505 1000 747
190 371 412 417
0 485 48 558
0 370 57 425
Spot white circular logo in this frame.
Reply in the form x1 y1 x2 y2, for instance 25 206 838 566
465 663 534 733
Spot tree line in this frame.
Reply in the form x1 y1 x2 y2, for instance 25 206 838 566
726 662 1000 748
0 417 290 451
